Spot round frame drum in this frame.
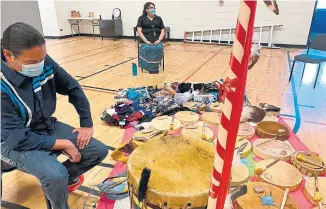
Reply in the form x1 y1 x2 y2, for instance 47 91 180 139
291 151 326 177
127 136 214 209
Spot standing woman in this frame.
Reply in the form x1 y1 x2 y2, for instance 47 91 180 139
137 2 165 74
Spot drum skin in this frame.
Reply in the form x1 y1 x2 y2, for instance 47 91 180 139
127 136 214 208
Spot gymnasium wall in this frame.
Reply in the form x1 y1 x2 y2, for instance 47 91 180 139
47 1 315 45
38 0 60 37
1 1 43 36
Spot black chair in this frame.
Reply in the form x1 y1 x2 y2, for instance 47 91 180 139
1 160 52 209
137 36 165 73
288 34 326 88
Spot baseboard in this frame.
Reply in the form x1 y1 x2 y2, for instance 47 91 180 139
45 35 72 39
45 34 307 48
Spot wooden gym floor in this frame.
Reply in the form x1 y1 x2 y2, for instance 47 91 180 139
2 37 326 208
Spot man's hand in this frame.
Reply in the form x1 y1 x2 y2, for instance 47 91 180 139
153 40 161 45
64 145 81 163
72 127 94 149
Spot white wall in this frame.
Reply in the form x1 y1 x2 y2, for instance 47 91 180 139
1 1 43 36
51 0 315 45
38 0 60 37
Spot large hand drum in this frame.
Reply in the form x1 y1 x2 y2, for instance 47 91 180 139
127 136 215 208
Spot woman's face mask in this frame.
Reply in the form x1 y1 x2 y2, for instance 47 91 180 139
12 54 44 77
149 8 156 15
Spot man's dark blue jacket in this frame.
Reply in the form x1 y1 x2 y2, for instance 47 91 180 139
1 55 93 151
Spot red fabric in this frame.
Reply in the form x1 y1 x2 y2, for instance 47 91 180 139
96 127 136 209
67 175 84 193
97 117 318 209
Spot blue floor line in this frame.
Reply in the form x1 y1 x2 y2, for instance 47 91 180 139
298 104 315 108
287 51 301 134
281 114 296 118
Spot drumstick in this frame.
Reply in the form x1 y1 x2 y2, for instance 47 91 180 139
318 201 323 209
280 188 289 209
255 159 280 175
201 123 207 141
169 115 175 130
314 174 324 202
255 137 276 147
297 154 326 169
62 151 73 160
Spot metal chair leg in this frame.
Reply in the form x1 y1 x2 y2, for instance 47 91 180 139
314 63 322 89
300 63 307 84
163 55 165 71
288 60 296 82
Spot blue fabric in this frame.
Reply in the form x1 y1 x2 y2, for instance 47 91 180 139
126 89 142 100
139 43 163 72
1 55 93 151
1 82 27 125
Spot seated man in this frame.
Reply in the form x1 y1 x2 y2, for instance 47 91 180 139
137 2 165 74
1 22 108 209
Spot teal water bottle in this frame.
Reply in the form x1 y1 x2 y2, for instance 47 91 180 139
132 63 138 76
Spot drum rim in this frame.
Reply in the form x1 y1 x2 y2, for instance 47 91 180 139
256 121 289 137
253 138 295 160
293 151 326 172
255 159 303 191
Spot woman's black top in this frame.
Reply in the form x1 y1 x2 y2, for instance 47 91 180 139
137 15 165 43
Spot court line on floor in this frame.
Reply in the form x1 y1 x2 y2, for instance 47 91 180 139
298 104 315 108
183 48 224 82
77 57 137 82
58 45 128 65
81 85 118 93
46 38 86 46
54 43 120 60
287 50 301 133
77 44 171 93
246 87 292 94
282 117 326 126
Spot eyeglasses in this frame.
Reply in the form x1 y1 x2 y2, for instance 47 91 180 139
148 7 155 9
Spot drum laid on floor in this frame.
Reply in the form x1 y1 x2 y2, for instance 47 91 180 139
234 182 298 209
253 138 295 161
181 122 214 143
237 123 255 139
201 112 221 127
291 151 326 177
151 116 182 131
255 159 303 191
303 177 326 206
174 111 199 127
127 136 214 209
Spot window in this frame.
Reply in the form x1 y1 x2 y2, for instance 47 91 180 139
317 0 326 9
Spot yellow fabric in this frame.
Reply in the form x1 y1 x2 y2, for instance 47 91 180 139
111 133 166 163
110 140 140 163
110 176 129 193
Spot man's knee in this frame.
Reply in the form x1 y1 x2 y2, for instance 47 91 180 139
86 139 108 162
40 165 68 187
94 140 109 161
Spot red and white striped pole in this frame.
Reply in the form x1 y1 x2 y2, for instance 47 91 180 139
207 1 257 209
